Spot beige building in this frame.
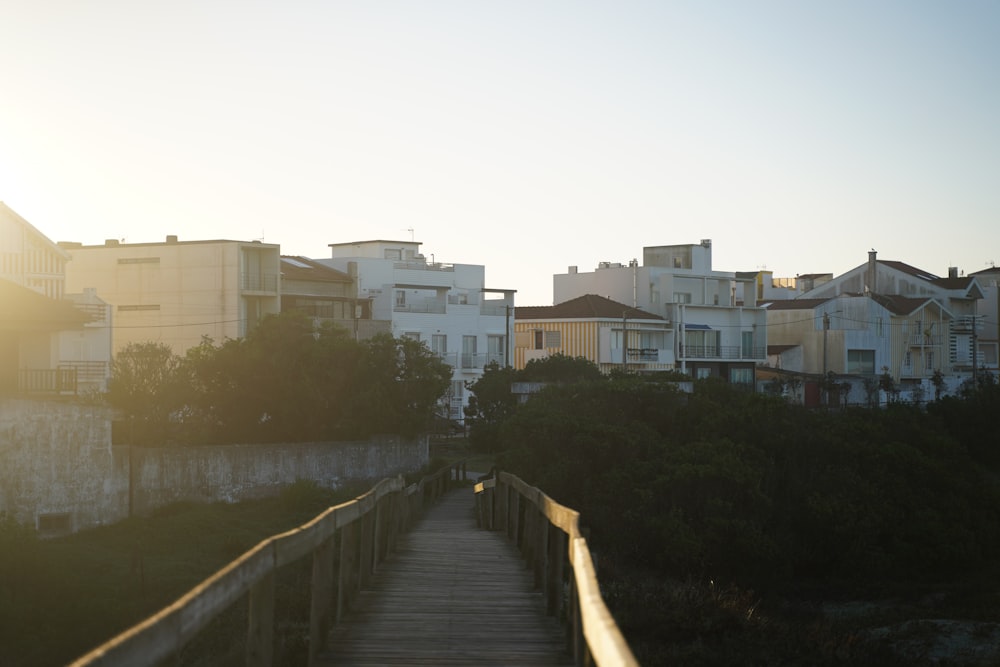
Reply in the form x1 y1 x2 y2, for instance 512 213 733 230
515 294 673 374
62 236 281 355
1 202 111 395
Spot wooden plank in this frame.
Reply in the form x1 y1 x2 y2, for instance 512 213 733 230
317 489 573 666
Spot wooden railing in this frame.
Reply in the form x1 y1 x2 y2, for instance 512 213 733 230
70 462 466 667
474 471 638 667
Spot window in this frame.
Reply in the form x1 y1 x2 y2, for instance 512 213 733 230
925 350 934 372
487 334 505 365
534 330 544 350
846 349 875 374
404 331 421 342
696 367 712 379
431 334 447 356
673 292 692 304
462 335 477 368
876 317 884 336
395 290 406 307
730 367 753 384
741 331 754 357
385 249 402 260
980 343 999 365
544 331 561 348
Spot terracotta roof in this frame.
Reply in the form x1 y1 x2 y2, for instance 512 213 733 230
930 276 977 290
869 294 938 316
762 298 832 310
280 256 352 283
516 294 664 321
878 260 939 281
0 280 93 331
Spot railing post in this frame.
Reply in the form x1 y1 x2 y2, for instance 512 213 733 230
359 502 375 588
547 527 565 618
308 537 334 666
246 570 275 667
337 521 359 620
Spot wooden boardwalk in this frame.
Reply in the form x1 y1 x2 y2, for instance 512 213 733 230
316 487 574 666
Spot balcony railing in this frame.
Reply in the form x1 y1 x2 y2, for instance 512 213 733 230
241 272 279 292
681 346 767 360
394 302 446 314
17 368 78 395
626 348 663 362
908 334 943 346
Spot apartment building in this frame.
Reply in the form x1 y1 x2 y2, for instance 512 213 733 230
316 240 515 420
1 202 111 394
553 240 766 384
62 236 281 355
797 250 987 381
514 294 672 374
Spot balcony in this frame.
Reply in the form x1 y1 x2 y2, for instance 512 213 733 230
16 368 78 395
908 334 943 347
394 301 446 314
241 272 279 293
681 345 767 360
456 352 505 370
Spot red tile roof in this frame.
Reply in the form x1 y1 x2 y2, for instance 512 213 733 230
516 294 664 320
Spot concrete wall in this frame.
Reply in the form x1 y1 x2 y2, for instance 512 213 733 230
0 398 428 534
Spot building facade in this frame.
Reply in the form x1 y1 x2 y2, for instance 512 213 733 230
316 240 514 420
1 203 111 394
797 250 986 383
514 294 673 374
62 236 281 355
552 240 766 384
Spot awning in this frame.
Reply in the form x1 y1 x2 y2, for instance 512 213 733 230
684 323 713 330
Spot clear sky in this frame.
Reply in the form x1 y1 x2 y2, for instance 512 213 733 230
2 1 998 306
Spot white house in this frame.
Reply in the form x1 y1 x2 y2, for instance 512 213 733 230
552 239 766 385
316 240 515 421
799 250 986 381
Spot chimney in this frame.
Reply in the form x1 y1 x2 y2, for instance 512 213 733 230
166 235 178 244
948 266 958 279
568 266 578 274
105 239 120 247
867 249 877 293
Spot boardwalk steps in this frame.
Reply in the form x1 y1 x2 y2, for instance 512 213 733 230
317 488 573 665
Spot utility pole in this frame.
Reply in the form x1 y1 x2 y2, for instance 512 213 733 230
622 312 628 369
822 311 830 406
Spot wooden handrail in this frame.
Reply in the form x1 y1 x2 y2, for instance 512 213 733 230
474 471 638 667
70 461 466 667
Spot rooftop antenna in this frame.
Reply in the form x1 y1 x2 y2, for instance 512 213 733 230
253 229 265 243
407 227 414 242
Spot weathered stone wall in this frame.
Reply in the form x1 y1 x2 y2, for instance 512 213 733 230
129 436 428 515
0 398 428 534
0 398 121 531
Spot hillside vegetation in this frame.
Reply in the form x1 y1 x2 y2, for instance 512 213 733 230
468 358 1000 665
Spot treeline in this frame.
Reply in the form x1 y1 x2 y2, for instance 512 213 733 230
466 357 1000 664
109 312 452 445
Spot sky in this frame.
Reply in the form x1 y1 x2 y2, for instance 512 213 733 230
2 1 998 306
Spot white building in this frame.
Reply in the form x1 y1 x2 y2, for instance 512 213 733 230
552 239 766 384
316 240 515 420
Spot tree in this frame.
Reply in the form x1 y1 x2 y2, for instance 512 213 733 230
465 362 520 452
107 342 185 444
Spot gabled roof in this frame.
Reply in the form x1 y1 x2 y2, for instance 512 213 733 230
869 294 950 318
762 298 833 311
0 201 70 260
878 260 939 281
280 256 352 283
0 279 93 331
516 294 664 321
969 266 1000 277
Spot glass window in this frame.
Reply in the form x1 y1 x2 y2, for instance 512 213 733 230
846 349 875 374
730 367 753 384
